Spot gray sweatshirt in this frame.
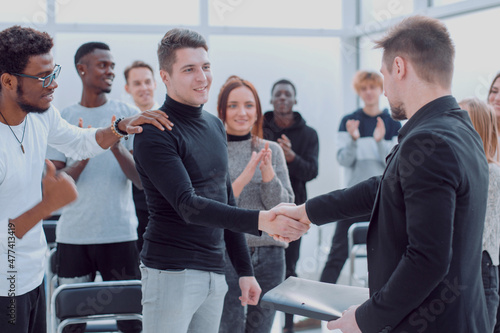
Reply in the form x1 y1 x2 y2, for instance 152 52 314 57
227 137 294 248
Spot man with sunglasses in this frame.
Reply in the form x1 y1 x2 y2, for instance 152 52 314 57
0 26 171 333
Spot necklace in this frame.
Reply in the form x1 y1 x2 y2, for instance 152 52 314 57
0 110 26 154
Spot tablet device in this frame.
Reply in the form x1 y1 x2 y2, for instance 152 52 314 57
260 277 369 321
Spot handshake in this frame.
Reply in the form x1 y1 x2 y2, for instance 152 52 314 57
258 203 311 243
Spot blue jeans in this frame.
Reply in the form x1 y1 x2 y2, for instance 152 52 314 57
482 251 499 333
140 265 228 333
219 246 285 333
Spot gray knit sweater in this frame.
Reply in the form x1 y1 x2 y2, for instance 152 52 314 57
227 138 294 248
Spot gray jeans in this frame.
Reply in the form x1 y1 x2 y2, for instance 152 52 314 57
140 265 228 333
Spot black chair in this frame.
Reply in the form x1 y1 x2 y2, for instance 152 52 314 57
348 222 369 286
43 219 58 249
51 280 142 333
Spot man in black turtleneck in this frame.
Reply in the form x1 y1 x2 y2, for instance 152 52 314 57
263 79 319 333
133 29 310 333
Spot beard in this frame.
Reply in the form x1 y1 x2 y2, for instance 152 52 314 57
16 83 50 114
390 102 407 121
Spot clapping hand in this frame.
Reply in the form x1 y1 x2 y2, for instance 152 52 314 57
373 117 386 142
346 119 360 141
260 142 275 183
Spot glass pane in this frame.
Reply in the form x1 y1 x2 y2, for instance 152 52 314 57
209 0 342 29
360 0 413 24
56 0 199 25
443 7 500 101
0 0 47 24
358 35 390 112
52 33 166 110
433 0 466 6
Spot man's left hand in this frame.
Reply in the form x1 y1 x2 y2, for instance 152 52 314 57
238 276 262 306
118 110 173 134
327 305 361 333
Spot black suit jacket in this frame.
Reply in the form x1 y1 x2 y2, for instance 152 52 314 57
307 96 489 332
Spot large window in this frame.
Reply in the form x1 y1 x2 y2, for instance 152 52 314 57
209 0 342 29
56 0 200 25
0 0 47 24
433 0 466 6
359 0 414 24
444 7 500 102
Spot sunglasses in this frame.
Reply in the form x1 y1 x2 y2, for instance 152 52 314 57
12 64 61 88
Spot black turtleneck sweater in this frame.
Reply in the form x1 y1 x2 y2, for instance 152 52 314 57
133 96 259 276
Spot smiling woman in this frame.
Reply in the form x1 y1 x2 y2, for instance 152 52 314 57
216 75 294 333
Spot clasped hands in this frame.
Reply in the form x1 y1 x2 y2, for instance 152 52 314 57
258 203 311 243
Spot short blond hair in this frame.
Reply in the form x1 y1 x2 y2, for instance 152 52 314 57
352 71 383 94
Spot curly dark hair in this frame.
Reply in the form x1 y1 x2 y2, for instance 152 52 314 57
0 25 54 92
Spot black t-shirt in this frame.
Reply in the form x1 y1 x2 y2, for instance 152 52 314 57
133 96 259 276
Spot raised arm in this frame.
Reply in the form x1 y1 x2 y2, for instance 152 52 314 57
10 160 77 238
283 131 319 182
259 141 294 209
95 111 173 149
337 118 358 167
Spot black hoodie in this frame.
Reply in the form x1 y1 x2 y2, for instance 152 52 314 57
263 111 319 205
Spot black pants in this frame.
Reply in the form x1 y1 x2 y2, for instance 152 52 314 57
57 241 142 333
283 238 301 330
320 217 368 284
0 283 45 333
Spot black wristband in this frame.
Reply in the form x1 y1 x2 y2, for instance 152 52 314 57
113 118 129 139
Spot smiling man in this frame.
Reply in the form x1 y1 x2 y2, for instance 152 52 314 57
133 28 310 333
124 60 158 112
0 27 171 333
124 60 160 253
46 42 144 333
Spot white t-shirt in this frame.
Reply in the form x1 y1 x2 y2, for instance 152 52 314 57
0 105 104 296
46 100 139 245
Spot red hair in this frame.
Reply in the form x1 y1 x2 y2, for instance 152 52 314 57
217 75 263 139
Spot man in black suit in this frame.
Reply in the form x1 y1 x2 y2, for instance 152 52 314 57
274 15 489 333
